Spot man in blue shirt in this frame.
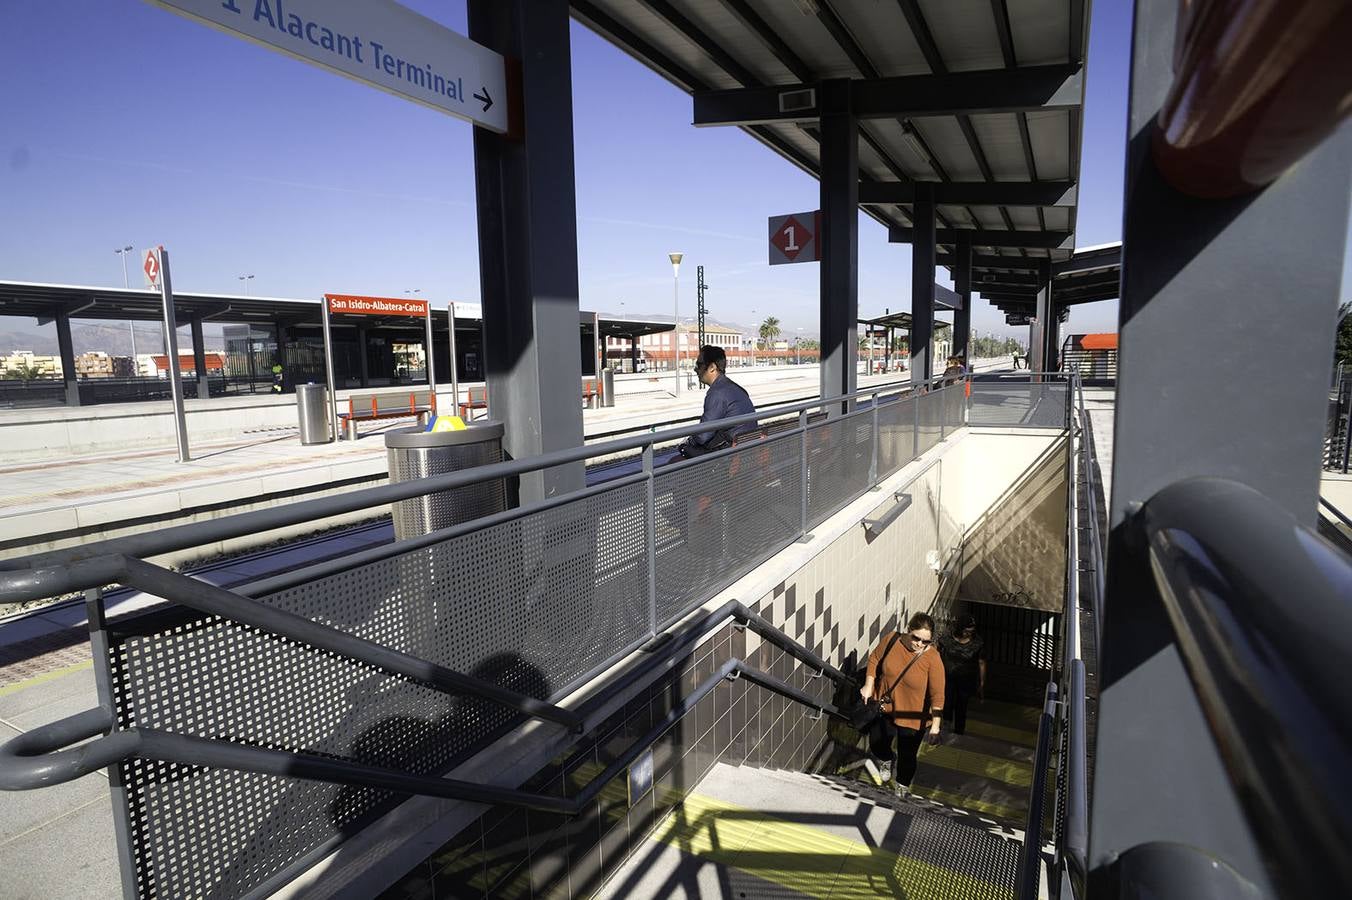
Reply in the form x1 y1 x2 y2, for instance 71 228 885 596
678 345 758 458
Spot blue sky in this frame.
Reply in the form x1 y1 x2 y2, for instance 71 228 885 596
0 1 1344 344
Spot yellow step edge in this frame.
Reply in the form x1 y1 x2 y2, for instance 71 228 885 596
909 785 1027 823
917 743 1033 788
652 790 1015 900
964 719 1038 747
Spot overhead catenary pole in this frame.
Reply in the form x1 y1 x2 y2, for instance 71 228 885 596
321 297 339 442
154 247 190 462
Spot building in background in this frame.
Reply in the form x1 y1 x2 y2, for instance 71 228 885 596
1 350 61 379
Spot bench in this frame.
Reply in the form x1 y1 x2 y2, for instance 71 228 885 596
340 389 437 440
583 377 603 408
458 385 488 420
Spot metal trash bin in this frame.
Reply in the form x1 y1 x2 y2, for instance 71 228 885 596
602 367 616 407
296 383 331 445
385 421 507 540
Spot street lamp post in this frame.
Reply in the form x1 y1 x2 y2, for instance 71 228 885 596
669 252 683 394
114 246 137 371
238 274 255 296
796 327 803 365
750 308 757 367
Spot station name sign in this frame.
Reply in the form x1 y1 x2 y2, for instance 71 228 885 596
325 294 429 317
148 0 511 133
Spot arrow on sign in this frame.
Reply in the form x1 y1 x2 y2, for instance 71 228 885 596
473 87 493 113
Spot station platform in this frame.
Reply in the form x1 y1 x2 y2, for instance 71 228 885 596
0 361 1012 570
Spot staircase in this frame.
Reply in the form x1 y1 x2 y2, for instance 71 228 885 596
600 698 1043 899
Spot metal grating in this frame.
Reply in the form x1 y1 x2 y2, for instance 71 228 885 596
96 381 981 898
969 382 1068 428
805 410 874 529
917 389 946 457
875 395 919 481
652 431 803 626
108 480 651 899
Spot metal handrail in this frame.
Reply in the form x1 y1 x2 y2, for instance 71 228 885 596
0 373 953 584
1021 370 1094 900
0 599 852 812
1134 477 1352 899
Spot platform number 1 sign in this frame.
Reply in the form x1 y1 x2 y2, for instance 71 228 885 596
768 211 822 265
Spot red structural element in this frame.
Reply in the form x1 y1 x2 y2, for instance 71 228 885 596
1152 0 1352 198
151 353 226 374
1080 333 1118 351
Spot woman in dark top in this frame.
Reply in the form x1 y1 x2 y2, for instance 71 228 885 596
938 614 986 735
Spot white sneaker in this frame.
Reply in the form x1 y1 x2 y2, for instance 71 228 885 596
862 757 883 786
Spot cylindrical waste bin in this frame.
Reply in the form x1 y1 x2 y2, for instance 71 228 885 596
296 383 331 445
602 367 616 407
385 421 507 540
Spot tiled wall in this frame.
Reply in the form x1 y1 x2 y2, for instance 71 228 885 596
384 453 976 899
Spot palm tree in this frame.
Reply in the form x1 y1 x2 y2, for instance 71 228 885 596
759 316 781 350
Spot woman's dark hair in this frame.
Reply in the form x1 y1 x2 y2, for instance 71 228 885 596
954 613 977 632
906 612 936 633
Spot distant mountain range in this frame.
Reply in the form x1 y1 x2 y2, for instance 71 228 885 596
0 323 221 357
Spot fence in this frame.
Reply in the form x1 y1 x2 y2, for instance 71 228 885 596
0 375 1065 900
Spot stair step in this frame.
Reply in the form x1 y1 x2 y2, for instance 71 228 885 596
600 762 1022 899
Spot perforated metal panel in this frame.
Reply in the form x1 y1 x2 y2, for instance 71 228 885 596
805 411 874 529
969 383 1069 428
875 395 918 481
917 389 945 457
107 480 650 899
652 432 803 626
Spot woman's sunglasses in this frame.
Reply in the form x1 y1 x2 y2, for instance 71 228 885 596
908 633 933 646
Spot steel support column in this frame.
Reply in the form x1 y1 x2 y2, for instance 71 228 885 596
356 322 370 389
470 0 585 500
1030 260 1051 376
952 233 972 361
54 307 80 407
1090 0 1352 895
190 316 209 400
818 78 858 411
275 319 289 391
910 184 936 382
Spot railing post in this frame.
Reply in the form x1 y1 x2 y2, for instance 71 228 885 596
643 443 658 634
913 385 921 459
869 391 879 486
799 409 810 538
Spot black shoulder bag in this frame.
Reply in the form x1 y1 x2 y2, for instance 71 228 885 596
850 634 926 733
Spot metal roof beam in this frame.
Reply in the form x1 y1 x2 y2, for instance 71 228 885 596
939 252 1041 270
860 181 1075 206
1053 244 1122 275
37 299 97 325
892 227 1073 249
693 64 1082 126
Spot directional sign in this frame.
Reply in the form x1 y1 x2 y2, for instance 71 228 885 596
1007 314 1031 326
768 211 821 265
149 0 512 133
143 247 162 288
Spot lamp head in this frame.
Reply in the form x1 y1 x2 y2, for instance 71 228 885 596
668 252 683 277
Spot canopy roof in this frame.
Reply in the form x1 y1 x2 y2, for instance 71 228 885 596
573 0 1089 268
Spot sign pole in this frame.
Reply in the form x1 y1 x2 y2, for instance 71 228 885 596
424 303 437 408
447 302 459 416
321 299 339 441
150 247 191 463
